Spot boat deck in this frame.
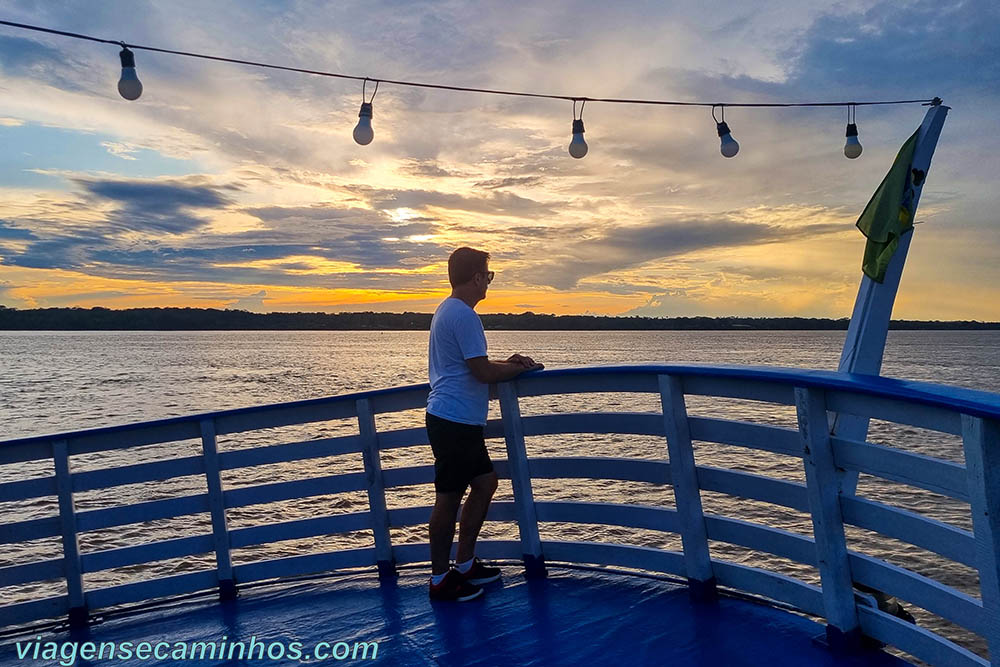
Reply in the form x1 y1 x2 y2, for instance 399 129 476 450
1 566 909 666
3 363 997 665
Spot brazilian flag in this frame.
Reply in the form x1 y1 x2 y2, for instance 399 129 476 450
856 129 921 283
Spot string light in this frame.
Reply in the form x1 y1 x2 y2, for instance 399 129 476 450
0 19 942 159
713 105 739 158
844 104 862 159
353 78 377 145
117 44 142 100
569 100 587 159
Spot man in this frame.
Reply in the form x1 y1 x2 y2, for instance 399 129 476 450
426 247 543 602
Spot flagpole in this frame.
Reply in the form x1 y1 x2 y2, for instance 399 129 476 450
833 100 950 496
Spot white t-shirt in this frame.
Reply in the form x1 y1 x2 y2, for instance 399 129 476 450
426 297 489 426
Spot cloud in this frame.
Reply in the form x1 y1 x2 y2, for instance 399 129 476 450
529 217 847 289
715 263 853 282
446 222 593 239
399 159 470 178
0 220 37 240
101 141 140 160
0 191 453 286
353 185 562 219
0 0 997 317
74 176 238 235
224 289 269 312
622 290 716 317
0 34 91 94
0 278 35 308
788 0 999 95
474 176 546 190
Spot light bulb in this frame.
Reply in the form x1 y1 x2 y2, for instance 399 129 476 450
568 118 588 158
844 123 862 159
117 47 142 101
717 121 739 158
353 102 374 145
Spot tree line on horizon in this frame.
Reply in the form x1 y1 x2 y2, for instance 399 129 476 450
0 305 997 330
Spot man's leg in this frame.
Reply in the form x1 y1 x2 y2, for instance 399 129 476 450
429 491 464 575
456 471 498 563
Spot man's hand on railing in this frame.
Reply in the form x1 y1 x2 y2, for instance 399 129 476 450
468 356 544 384
507 354 545 370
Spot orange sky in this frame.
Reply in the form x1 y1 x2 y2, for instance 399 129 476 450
1 1 997 320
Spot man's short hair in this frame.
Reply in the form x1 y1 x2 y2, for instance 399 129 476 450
448 247 490 287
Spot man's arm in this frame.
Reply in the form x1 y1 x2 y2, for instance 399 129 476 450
465 356 542 384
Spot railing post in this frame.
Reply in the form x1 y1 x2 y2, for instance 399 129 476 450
200 418 236 601
498 381 545 578
795 387 861 652
658 374 716 601
961 415 1000 666
52 439 87 627
357 398 395 579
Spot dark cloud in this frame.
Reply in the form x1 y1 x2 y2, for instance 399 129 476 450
73 178 237 235
81 180 235 212
445 222 593 239
0 220 37 240
0 34 91 93
234 205 444 268
74 240 448 288
473 176 546 190
246 205 380 224
0 193 451 286
399 159 470 178
637 0 998 106
5 234 108 271
789 0 999 96
0 35 63 70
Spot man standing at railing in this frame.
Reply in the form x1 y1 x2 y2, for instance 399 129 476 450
426 246 543 602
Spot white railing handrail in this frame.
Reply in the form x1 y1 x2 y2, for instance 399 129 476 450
0 364 997 666
3 363 1000 453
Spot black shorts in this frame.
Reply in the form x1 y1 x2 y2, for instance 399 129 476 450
425 411 494 494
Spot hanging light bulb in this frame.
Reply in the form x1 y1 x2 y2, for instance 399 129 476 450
117 46 142 101
569 119 588 158
354 102 374 145
717 122 739 158
844 124 862 159
712 105 738 158
568 100 588 158
353 79 378 146
844 105 862 159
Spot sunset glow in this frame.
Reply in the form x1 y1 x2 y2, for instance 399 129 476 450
1 1 996 319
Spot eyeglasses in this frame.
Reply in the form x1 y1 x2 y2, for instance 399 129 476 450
480 270 495 284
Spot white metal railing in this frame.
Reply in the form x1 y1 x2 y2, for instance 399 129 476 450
0 364 997 667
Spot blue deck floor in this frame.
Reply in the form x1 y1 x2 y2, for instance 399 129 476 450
1 566 910 666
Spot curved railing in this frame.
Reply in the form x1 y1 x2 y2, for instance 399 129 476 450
1 364 998 666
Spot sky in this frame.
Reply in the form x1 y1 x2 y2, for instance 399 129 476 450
0 0 997 318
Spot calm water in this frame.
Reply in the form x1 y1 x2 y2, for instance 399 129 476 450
1 330 997 661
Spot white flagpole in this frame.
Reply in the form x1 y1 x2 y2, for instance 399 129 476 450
833 100 950 496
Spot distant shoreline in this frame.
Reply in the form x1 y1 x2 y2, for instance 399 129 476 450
1 306 998 330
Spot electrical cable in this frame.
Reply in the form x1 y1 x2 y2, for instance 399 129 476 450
0 19 939 110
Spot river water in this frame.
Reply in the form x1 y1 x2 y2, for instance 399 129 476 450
1 330 997 661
